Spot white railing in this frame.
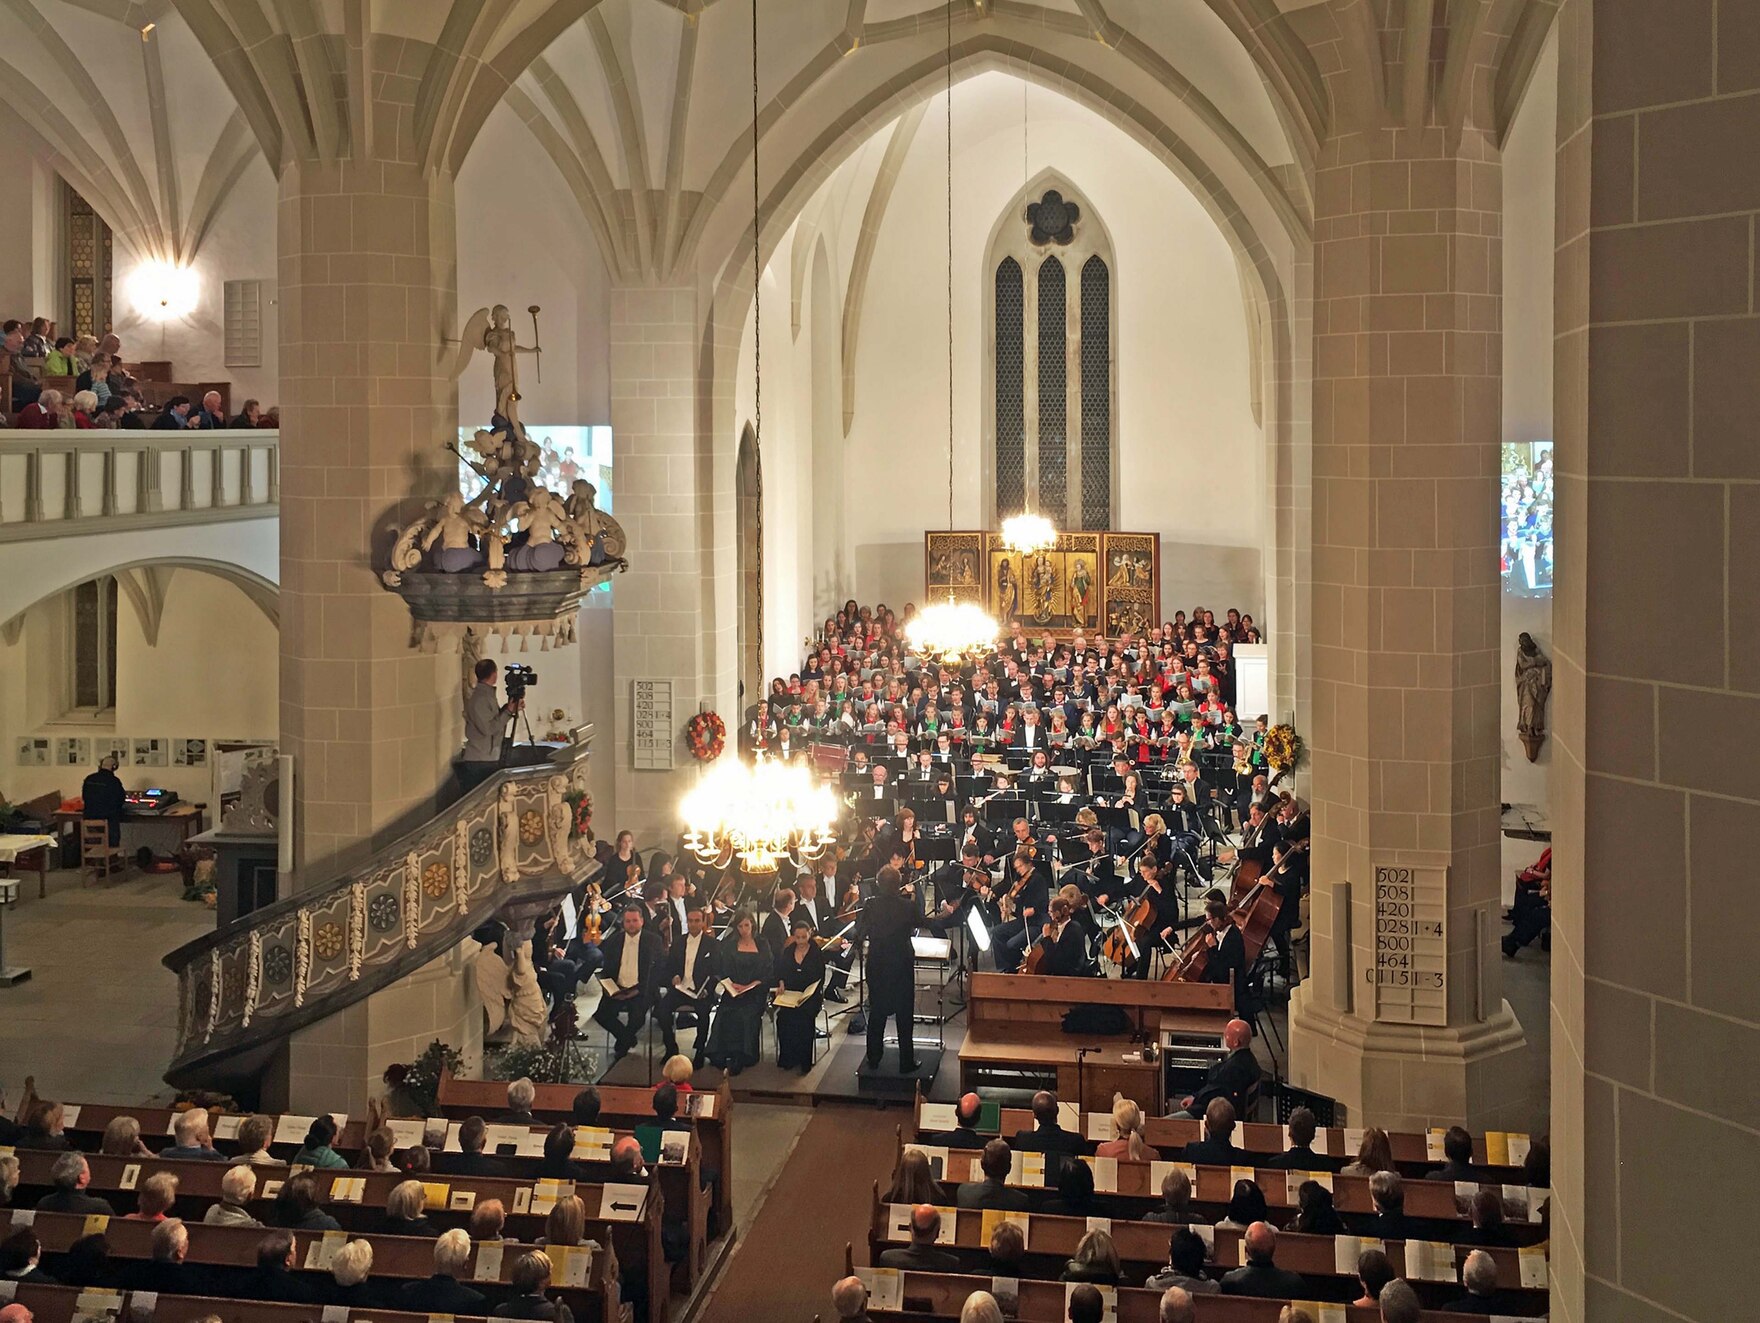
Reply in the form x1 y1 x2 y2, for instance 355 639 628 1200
0 428 278 540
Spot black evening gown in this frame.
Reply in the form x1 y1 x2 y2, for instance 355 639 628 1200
706 942 771 1070
774 944 827 1071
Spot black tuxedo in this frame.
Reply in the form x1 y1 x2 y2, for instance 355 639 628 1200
1035 921 1091 977
654 929 719 1059
1187 1045 1261 1116
796 891 854 996
592 926 663 1054
1203 921 1250 1012
860 889 920 1069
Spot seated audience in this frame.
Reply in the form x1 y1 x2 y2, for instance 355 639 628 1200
540 1196 587 1248
1459 1188 1519 1247
290 1114 349 1169
204 1165 262 1227
399 1228 487 1313
877 1205 958 1272
442 1115 510 1177
100 1116 153 1157
469 1198 508 1243
1216 1178 1268 1231
164 1110 226 1161
1067 1283 1105 1323
1361 1170 1422 1241
1286 1179 1345 1235
1378 1279 1423 1323
1429 1125 1481 1182
928 1092 987 1150
0 1155 17 1209
1266 1107 1338 1171
886 1148 943 1206
152 395 192 430
1010 1091 1083 1156
1095 1097 1158 1162
268 1173 340 1231
17 1101 71 1151
382 1178 439 1236
357 1125 398 1172
1444 1248 1525 1315
502 1076 539 1124
0 1230 55 1284
956 1139 1028 1211
325 1238 378 1308
125 1218 198 1294
1181 1098 1242 1166
1142 1166 1198 1224
961 1292 1004 1323
1059 1228 1121 1284
1341 1127 1396 1177
126 1170 179 1221
1352 1248 1396 1307
245 1230 311 1304
235 1115 280 1165
537 1123 586 1180
491 1249 574 1319
1175 1018 1258 1118
570 1087 602 1126
1042 1157 1104 1218
831 1275 871 1322
1158 1287 1197 1323
1145 1227 1217 1294
1219 1222 1305 1299
57 1233 110 1288
230 398 263 428
34 1154 113 1216
985 1220 1025 1276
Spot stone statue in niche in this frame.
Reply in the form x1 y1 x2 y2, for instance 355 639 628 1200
1514 631 1552 762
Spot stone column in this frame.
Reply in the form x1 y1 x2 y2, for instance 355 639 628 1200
277 158 465 880
1287 124 1526 1131
1550 4 1760 1320
608 284 736 843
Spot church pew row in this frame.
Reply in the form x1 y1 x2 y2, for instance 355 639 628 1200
911 1097 1538 1184
43 1100 711 1286
12 1212 620 1323
4 1282 457 1323
843 1267 1502 1323
437 1069 735 1235
864 1188 1551 1314
9 1154 664 1323
893 1136 1547 1243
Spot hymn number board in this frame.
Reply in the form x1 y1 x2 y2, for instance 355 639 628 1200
1370 864 1447 1026
631 680 674 770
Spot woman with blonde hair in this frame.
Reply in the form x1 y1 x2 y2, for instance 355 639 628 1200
659 1055 695 1093
100 1116 152 1157
1094 1097 1157 1163
882 1148 941 1207
327 1238 376 1308
959 1292 1004 1323
539 1195 586 1248
1060 1228 1122 1284
127 1171 179 1221
356 1126 397 1172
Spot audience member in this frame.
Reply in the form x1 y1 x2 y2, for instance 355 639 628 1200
1378 1279 1423 1323
1216 1178 1268 1231
16 1102 69 1150
245 1230 311 1304
325 1238 378 1308
540 1196 587 1248
99 1116 152 1158
502 1077 539 1123
290 1114 349 1169
1361 1170 1422 1241
1176 1019 1258 1117
985 1220 1025 1276
1218 1222 1305 1298
164 1109 227 1161
1066 1283 1105 1323
956 1139 1028 1211
491 1249 573 1319
398 1229 487 1313
43 337 75 376
152 394 192 429
1459 1188 1518 1247
1286 1179 1344 1235
1145 1227 1217 1294
34 1154 113 1216
1059 1228 1122 1285
1181 1098 1242 1166
1142 1166 1197 1224
204 1165 262 1227
126 1218 197 1293
0 1229 55 1284
235 1115 280 1165
194 390 226 428
1444 1248 1518 1315
928 1092 987 1150
0 1155 17 1209
1266 1107 1337 1171
230 398 263 428
1043 1157 1104 1218
469 1198 508 1242
886 1148 942 1206
443 1116 510 1177
1158 1287 1196 1323
269 1173 340 1231
1340 1127 1395 1177
57 1233 110 1288
1095 1097 1157 1162
1010 1091 1083 1156
357 1125 398 1172
960 1292 1004 1323
570 1087 602 1126
382 1178 439 1236
126 1170 179 1221
1352 1248 1396 1307
877 1205 959 1272
831 1274 872 1322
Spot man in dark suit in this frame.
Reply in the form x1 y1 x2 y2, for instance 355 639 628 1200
957 806 998 865
33 1154 114 1216
1359 1171 1425 1241
1034 895 1092 977
1010 1091 1084 1158
1427 1125 1483 1183
1199 899 1251 1014
592 905 661 1060
125 1219 202 1296
1264 1107 1341 1171
1443 1249 1519 1315
654 903 718 1063
397 1230 488 1314
794 870 854 1001
876 1205 959 1272
438 1116 509 1177
1181 1098 1244 1167
954 1141 1029 1211
928 1093 988 1150
860 865 920 1072
1218 1222 1307 1299
1175 1017 1259 1118
244 1231 314 1304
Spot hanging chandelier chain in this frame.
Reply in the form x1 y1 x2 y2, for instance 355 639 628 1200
945 0 954 534
751 0 764 683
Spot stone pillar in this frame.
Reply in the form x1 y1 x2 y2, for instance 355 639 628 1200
1287 124 1526 1130
608 284 736 843
277 159 465 880
1550 4 1760 1320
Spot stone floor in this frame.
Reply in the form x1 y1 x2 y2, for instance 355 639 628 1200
0 864 213 1108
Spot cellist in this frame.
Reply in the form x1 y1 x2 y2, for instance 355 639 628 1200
1026 894 1091 977
1121 855 1181 980
1198 896 1250 1009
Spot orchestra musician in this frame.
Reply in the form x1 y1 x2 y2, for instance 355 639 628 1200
995 848 1052 974
654 903 718 1066
1122 856 1182 979
1198 896 1249 1008
794 869 854 1003
1026 894 1092 977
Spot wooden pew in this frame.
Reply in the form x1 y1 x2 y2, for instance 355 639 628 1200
842 1268 1502 1323
863 1188 1551 1313
890 1136 1545 1244
48 1104 710 1291
16 1211 621 1323
438 1068 736 1238
911 1097 1538 1184
11 1152 664 1323
9 1282 452 1323
961 972 1233 1112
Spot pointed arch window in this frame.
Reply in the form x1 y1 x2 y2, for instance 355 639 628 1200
985 183 1115 530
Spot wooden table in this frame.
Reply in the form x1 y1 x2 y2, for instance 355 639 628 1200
52 801 207 863
0 832 55 898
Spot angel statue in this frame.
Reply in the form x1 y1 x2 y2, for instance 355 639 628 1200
484 304 541 437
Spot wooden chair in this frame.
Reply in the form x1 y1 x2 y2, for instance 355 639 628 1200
81 819 127 885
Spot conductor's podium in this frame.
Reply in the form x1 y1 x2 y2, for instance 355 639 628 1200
960 971 1234 1112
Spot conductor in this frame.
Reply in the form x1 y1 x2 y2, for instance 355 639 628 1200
860 864 920 1075
458 659 523 791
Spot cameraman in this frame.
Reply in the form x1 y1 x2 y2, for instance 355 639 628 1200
459 658 521 790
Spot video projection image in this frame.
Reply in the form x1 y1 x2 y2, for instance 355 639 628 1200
458 424 614 594
1502 439 1552 597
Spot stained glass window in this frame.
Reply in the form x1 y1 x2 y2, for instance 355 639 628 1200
994 258 1025 519
1037 256 1067 523
1080 255 1111 530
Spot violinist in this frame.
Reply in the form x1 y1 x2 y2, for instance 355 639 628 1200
655 903 718 1066
1139 812 1175 870
1122 856 1181 979
795 869 855 1003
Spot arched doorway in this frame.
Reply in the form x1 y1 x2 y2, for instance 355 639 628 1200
735 423 761 709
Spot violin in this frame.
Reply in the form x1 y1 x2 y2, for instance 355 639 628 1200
579 881 606 946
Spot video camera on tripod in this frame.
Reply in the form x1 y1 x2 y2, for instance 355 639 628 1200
503 664 538 703
497 665 543 767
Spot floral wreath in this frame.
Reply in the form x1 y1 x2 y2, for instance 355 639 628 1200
1264 722 1306 774
686 710 727 762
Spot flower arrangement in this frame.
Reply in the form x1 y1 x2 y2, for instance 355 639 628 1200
686 710 727 762
564 788 593 841
1264 723 1306 774
382 1039 464 1116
